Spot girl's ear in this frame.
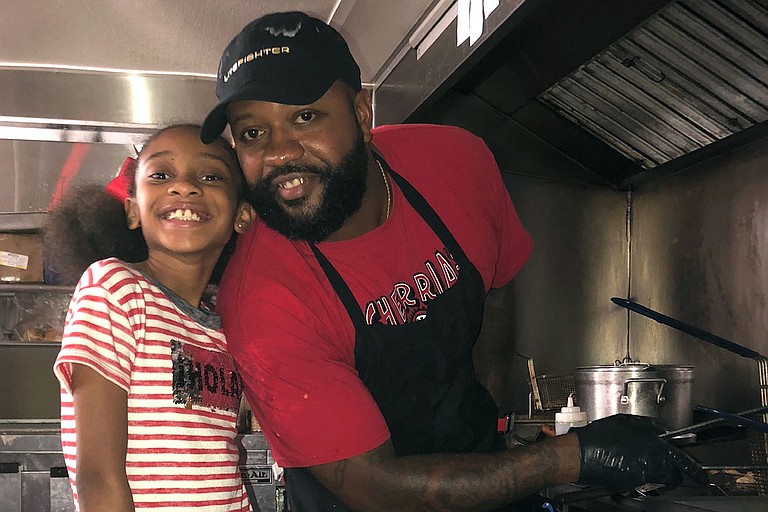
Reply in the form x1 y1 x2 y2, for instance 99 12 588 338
124 199 141 230
234 203 256 234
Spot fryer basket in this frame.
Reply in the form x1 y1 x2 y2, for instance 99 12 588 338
534 374 576 410
748 430 768 495
749 358 768 495
519 354 575 411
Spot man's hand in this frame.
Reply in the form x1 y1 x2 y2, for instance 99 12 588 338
573 414 709 492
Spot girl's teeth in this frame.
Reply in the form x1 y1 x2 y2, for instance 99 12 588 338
167 208 201 221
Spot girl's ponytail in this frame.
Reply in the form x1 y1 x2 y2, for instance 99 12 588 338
43 158 147 284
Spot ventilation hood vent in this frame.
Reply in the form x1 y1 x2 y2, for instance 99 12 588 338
539 0 768 170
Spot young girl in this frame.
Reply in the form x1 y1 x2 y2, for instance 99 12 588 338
46 124 255 512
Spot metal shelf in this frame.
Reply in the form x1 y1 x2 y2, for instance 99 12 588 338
0 284 72 348
0 283 74 294
0 341 61 347
0 212 47 232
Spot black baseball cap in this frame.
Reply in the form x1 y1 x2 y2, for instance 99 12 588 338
200 11 362 144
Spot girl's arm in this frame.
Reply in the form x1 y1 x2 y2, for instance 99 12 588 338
71 363 135 512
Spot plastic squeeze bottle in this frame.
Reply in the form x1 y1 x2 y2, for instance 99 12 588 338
554 394 588 435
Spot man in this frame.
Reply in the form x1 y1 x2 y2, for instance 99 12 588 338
201 11 706 511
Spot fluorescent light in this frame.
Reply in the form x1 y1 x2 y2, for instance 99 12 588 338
408 0 456 49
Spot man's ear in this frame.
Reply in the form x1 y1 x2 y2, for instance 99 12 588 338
124 199 141 230
354 89 373 143
234 203 256 234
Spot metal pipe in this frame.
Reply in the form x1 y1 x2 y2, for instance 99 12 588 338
660 405 768 439
623 189 633 363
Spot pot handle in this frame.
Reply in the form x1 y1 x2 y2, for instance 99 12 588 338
620 377 667 405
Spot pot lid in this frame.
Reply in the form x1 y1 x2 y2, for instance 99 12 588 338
575 363 694 371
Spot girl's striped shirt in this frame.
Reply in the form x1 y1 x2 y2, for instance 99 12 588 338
54 258 250 512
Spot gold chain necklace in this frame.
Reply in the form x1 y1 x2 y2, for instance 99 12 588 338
377 159 391 220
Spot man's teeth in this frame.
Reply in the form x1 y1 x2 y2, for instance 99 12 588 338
166 208 201 221
279 177 305 189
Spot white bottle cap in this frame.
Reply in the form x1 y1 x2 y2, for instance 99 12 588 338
555 394 588 428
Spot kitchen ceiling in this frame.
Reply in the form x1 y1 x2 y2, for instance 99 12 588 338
0 0 441 218
0 0 436 83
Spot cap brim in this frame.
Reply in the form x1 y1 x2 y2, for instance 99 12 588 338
200 102 230 144
199 74 338 144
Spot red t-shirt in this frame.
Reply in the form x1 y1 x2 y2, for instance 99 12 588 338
218 124 533 468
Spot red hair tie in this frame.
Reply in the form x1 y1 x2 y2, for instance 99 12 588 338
105 157 137 202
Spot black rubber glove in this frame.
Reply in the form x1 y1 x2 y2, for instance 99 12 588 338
572 414 709 492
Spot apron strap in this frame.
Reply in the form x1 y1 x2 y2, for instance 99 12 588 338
309 156 471 329
308 243 367 329
380 157 469 265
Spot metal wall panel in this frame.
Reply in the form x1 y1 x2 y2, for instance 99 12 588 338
0 68 216 127
630 134 768 412
494 175 630 414
477 131 768 416
0 139 135 214
0 68 216 215
0 347 60 419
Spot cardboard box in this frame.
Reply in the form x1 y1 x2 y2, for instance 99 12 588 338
0 233 44 282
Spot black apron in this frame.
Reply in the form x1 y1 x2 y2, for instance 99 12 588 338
284 159 503 511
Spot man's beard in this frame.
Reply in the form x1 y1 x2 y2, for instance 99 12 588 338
247 130 369 243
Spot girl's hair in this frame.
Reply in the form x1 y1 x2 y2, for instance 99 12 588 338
43 124 246 285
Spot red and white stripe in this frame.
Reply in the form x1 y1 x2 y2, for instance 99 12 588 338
55 259 250 511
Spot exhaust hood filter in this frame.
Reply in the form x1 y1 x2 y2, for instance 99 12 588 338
538 0 768 170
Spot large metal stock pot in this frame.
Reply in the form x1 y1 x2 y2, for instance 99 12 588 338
574 363 694 430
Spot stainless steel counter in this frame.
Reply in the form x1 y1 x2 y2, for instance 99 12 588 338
641 496 768 512
0 420 67 512
0 420 280 512
544 483 768 512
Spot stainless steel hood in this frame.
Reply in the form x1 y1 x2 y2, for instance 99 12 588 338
375 0 768 189
539 0 768 171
